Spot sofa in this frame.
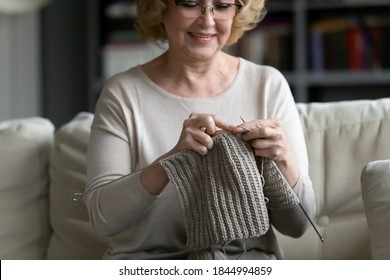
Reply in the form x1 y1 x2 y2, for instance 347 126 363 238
1 98 390 260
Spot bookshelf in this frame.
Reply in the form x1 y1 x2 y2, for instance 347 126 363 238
87 0 390 110
87 0 167 111
88 0 137 111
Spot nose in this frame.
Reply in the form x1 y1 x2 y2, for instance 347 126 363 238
199 5 215 26
200 5 214 17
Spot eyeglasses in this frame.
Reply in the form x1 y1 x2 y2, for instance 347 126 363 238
174 0 243 21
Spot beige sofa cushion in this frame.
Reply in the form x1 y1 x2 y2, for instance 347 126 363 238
277 98 390 259
0 117 54 259
361 160 390 260
46 112 108 259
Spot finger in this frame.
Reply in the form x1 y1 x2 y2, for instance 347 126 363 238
241 118 280 130
241 126 273 141
250 137 286 161
193 130 214 151
241 119 282 141
186 114 215 135
176 129 213 156
211 115 231 130
188 113 242 135
191 141 210 156
237 124 250 132
181 131 212 156
188 112 199 119
253 148 280 160
250 138 274 150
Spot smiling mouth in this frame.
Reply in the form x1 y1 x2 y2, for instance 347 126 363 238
191 33 215 40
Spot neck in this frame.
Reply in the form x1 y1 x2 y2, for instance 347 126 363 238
147 51 239 98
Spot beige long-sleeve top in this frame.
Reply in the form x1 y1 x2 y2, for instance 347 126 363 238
85 58 316 259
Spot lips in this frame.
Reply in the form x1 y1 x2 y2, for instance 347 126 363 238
191 32 215 43
192 32 214 39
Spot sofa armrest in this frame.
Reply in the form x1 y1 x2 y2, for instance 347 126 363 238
0 117 54 259
361 160 390 259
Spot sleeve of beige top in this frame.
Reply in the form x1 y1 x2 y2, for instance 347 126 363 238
268 114 316 237
85 128 159 236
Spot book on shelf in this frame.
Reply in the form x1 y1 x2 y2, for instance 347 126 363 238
346 24 364 70
309 15 390 72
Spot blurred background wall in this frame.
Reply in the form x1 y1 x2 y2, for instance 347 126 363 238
0 12 41 121
0 0 88 128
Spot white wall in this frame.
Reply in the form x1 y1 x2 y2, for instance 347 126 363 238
0 12 41 121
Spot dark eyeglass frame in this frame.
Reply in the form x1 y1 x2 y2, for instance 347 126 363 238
174 0 243 17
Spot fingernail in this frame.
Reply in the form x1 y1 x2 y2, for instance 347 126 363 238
230 125 249 133
237 125 250 132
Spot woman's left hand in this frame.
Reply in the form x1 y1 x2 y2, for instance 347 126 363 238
240 118 289 162
240 118 299 187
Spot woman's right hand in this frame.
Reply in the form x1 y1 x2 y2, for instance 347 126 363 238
171 113 244 156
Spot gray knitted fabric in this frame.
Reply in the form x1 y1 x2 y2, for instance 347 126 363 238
257 157 300 209
160 132 299 258
160 133 269 251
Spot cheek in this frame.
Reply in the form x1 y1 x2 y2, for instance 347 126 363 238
218 25 233 42
217 20 233 34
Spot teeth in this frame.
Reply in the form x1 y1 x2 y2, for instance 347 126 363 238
193 33 212 39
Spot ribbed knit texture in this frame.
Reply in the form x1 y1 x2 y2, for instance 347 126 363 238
257 157 300 209
160 133 270 252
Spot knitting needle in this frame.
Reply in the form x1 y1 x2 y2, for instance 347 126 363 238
240 115 324 243
299 203 324 243
239 116 250 132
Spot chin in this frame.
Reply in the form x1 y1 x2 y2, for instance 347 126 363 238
188 46 221 60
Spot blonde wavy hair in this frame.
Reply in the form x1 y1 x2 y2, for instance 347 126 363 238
135 0 267 45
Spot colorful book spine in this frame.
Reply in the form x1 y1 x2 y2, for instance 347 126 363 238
310 16 390 72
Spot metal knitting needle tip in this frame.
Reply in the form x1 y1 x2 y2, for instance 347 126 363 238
299 203 324 243
238 116 250 132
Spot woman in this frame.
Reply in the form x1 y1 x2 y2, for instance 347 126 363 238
85 0 316 260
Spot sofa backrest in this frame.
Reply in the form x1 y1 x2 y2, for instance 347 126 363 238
46 112 108 259
276 98 390 259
